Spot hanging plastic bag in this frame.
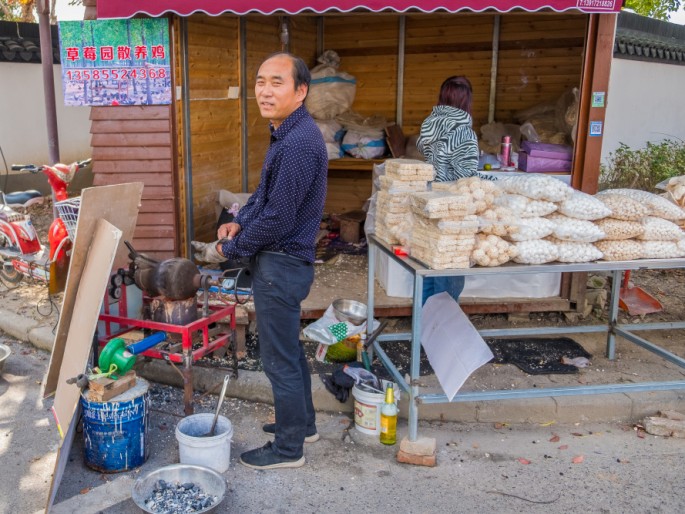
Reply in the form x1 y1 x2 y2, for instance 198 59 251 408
305 50 356 120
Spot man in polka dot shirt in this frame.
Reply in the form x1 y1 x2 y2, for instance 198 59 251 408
193 52 327 470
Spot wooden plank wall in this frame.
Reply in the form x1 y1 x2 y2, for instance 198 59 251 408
186 15 241 243
495 13 587 123
90 106 176 259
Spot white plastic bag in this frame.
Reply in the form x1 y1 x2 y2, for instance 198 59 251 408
306 61 356 120
342 130 386 159
303 304 379 345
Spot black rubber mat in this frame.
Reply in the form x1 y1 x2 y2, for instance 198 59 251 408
487 337 592 375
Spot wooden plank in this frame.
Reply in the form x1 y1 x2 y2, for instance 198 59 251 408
91 120 171 134
92 146 172 161
140 199 175 213
141 186 174 199
90 106 170 121
134 226 176 239
131 238 176 252
44 184 143 397
93 159 172 173
92 173 172 186
87 372 137 402
91 132 172 147
137 212 176 225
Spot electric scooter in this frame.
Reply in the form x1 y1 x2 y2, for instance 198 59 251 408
0 158 91 293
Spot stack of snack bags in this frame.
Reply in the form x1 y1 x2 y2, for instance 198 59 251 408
595 189 685 259
408 177 501 269
374 159 433 245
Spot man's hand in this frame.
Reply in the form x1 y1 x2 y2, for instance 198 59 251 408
191 240 227 263
218 222 241 240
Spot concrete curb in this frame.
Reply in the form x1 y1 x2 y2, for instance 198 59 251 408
3 308 684 424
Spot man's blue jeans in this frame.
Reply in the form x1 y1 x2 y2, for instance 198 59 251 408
252 251 316 459
421 276 465 306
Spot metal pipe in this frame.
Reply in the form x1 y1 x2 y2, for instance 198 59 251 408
38 0 59 165
180 18 194 258
240 18 248 193
488 15 501 124
396 16 406 127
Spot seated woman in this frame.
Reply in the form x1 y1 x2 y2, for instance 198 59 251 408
416 75 491 305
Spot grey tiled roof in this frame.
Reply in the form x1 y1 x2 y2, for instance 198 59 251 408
615 11 685 65
0 21 60 64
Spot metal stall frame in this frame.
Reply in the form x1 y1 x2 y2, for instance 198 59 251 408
367 235 685 441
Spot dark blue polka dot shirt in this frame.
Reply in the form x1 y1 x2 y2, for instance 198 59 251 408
221 104 328 263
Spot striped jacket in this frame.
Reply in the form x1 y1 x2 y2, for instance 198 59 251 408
417 105 488 182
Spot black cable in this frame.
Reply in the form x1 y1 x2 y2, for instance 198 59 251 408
0 143 8 194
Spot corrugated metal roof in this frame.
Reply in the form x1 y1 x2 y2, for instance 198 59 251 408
615 11 685 65
0 21 60 64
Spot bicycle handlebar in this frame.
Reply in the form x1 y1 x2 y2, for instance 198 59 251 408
10 158 92 173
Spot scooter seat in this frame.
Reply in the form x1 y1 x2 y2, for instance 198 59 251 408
3 190 44 209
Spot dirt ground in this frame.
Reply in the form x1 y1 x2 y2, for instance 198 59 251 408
4 200 685 393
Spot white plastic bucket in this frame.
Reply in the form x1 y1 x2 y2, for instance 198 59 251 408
175 413 233 473
352 382 397 436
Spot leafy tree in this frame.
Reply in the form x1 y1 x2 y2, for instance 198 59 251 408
0 0 34 22
625 0 682 20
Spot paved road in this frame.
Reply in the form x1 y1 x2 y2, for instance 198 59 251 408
2 334 685 514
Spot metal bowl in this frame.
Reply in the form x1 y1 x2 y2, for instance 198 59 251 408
0 343 10 375
332 299 368 326
131 464 226 513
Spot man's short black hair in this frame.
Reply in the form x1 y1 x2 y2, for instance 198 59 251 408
262 52 311 92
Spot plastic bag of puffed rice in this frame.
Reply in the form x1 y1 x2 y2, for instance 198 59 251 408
506 217 555 242
547 237 603 263
597 189 685 221
595 218 644 240
547 213 605 243
638 216 685 241
594 193 649 221
641 241 685 259
495 194 557 218
497 174 573 202
512 239 559 264
595 240 643 261
558 190 612 220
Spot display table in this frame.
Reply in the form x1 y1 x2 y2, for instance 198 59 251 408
366 235 685 441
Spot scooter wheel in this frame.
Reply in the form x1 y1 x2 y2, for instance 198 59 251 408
0 266 22 286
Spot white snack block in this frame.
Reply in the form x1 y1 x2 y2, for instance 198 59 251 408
471 234 518 267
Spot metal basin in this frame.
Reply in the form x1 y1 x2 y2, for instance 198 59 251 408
0 343 10 375
131 464 226 513
332 298 367 326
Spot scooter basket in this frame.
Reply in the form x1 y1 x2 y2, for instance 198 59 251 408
54 197 81 242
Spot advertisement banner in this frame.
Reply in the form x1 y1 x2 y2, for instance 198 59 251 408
58 18 171 107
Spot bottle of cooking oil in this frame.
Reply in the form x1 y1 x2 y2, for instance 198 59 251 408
379 384 398 445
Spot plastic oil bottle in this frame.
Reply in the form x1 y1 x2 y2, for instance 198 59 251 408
379 384 398 445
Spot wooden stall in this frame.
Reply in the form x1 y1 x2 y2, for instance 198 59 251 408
91 0 620 312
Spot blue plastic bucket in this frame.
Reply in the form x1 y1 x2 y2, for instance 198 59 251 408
80 377 150 473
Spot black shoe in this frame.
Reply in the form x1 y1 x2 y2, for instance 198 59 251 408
262 423 320 443
239 441 305 470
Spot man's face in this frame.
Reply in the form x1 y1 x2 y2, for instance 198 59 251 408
255 55 307 129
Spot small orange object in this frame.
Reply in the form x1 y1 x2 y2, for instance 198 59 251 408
517 458 531 465
572 455 585 464
392 245 408 256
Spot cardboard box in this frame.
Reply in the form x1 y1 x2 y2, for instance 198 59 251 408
520 141 573 160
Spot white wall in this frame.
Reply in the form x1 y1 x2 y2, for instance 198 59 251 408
602 59 685 162
0 62 91 166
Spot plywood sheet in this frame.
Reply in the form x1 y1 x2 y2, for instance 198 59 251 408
46 219 121 512
43 183 143 397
